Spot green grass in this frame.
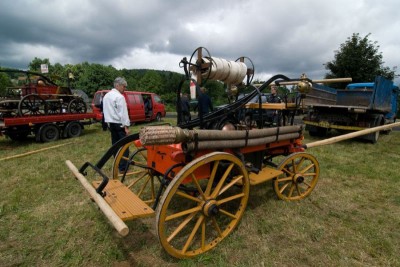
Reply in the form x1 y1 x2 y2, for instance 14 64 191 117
0 119 399 266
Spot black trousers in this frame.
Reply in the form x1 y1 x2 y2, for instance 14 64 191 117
108 123 129 172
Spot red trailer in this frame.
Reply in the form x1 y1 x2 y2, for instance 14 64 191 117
0 69 95 142
0 112 96 142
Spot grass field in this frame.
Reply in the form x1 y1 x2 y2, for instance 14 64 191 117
0 118 399 266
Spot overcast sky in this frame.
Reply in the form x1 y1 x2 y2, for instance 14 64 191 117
1 0 399 84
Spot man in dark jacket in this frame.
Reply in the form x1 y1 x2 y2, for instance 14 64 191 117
197 87 213 128
267 85 282 103
267 84 282 126
180 93 191 123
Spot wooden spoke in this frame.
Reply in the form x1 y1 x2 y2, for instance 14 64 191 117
167 212 198 243
113 144 160 206
165 206 202 222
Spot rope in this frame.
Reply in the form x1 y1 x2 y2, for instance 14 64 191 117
203 57 247 85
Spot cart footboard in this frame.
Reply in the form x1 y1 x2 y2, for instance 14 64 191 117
65 160 130 236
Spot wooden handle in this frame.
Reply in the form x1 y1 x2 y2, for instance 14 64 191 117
305 121 400 149
278 77 352 85
65 160 129 236
312 78 353 83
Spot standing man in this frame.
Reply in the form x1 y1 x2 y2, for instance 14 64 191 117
267 84 282 103
180 93 191 123
267 84 282 126
102 77 130 173
197 87 213 129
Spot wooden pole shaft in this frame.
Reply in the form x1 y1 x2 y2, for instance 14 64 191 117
278 77 352 85
304 121 400 149
65 160 129 237
0 142 75 162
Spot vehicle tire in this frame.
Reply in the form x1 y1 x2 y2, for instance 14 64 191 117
38 123 60 142
6 125 30 141
8 131 29 141
364 115 383 143
308 126 327 137
64 121 82 138
155 112 162 122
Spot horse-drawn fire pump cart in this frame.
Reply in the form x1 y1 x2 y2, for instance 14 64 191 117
66 47 399 259
0 69 87 118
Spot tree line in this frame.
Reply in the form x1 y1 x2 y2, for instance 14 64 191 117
0 33 397 111
0 59 228 110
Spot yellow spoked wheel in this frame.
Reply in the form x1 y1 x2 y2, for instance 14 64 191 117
156 152 250 259
113 142 159 206
274 152 319 201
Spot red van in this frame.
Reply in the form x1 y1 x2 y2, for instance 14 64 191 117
92 90 166 123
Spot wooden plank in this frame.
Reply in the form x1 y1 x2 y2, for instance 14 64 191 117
92 180 155 221
245 103 286 110
248 167 283 185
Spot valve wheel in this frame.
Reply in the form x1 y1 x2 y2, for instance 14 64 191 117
156 152 249 258
113 143 159 206
274 152 319 201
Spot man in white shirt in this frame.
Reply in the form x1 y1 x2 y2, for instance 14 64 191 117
102 77 130 173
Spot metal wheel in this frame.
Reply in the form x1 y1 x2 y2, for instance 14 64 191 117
18 94 47 116
67 98 87 113
274 152 319 201
189 47 212 85
156 152 249 259
235 56 255 86
113 143 159 206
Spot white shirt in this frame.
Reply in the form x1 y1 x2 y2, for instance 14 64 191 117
102 88 130 127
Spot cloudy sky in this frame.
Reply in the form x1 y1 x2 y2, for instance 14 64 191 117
1 0 399 84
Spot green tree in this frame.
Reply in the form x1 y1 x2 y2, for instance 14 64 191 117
138 70 163 94
0 70 13 96
325 33 397 85
75 63 118 96
28 57 52 73
119 68 142 90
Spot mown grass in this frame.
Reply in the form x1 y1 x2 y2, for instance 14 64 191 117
0 119 399 266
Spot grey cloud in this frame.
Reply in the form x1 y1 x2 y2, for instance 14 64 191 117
0 0 399 83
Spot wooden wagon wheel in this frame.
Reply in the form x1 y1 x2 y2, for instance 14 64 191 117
67 98 87 113
113 143 160 206
47 100 63 115
18 94 47 116
156 152 249 259
273 152 320 201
